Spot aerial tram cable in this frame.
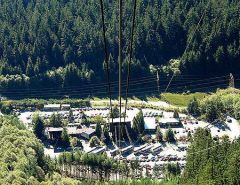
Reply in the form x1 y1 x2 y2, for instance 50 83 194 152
123 0 137 145
118 0 123 152
123 0 137 122
99 0 114 126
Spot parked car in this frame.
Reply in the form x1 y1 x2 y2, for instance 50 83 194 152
226 117 232 123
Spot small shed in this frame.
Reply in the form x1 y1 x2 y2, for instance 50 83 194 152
61 104 71 111
108 118 132 141
46 127 63 140
67 127 95 140
80 128 96 140
43 104 61 111
159 118 180 128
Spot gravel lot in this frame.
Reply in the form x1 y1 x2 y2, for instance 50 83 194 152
18 108 240 165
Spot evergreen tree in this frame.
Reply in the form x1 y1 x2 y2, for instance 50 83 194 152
0 0 239 97
131 110 145 138
187 97 200 116
136 109 145 134
49 113 63 127
32 113 45 139
89 136 101 147
103 125 111 144
68 109 74 122
95 122 102 138
110 105 120 118
61 128 70 148
26 57 34 76
165 128 175 142
156 126 163 142
132 117 138 133
187 131 192 141
173 110 180 119
182 128 240 184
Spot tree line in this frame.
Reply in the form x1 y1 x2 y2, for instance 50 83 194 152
0 98 90 114
0 0 239 97
181 128 240 185
188 88 240 122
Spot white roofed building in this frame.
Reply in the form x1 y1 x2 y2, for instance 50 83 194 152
159 117 180 128
144 117 157 131
43 104 61 111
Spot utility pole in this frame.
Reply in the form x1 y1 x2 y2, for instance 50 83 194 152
229 73 235 88
156 66 161 94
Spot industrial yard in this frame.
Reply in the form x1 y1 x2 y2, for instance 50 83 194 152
16 101 240 179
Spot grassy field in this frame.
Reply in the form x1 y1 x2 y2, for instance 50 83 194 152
82 93 209 108
91 92 208 110
1 92 209 112
159 92 209 107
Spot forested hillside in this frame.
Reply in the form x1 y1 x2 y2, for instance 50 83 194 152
181 128 240 185
0 115 175 184
0 0 239 96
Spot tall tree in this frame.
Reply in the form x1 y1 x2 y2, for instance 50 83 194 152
95 122 102 139
165 128 175 142
49 113 63 127
110 105 120 119
173 110 180 119
187 97 200 116
103 124 111 144
61 128 70 148
156 126 163 142
136 109 145 133
32 113 45 139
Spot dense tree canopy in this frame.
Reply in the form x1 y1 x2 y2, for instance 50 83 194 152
0 0 239 98
0 116 53 184
32 113 45 139
188 88 240 121
182 128 240 185
49 113 64 127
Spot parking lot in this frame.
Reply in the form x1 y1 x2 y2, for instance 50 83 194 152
17 105 240 179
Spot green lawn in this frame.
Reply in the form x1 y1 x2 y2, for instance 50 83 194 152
91 93 208 108
160 92 209 107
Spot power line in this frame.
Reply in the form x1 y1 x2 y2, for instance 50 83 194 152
1 82 228 102
8 81 229 102
164 73 175 93
164 1 211 94
168 75 228 88
0 78 231 99
0 75 223 93
0 75 228 96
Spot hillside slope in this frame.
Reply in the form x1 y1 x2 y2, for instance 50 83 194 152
0 0 239 94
